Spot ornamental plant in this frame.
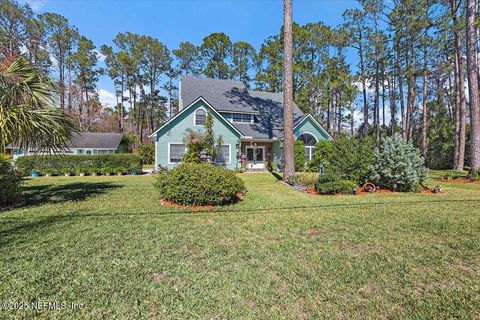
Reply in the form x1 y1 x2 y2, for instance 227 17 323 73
369 133 428 192
315 171 357 195
155 163 246 206
294 140 306 171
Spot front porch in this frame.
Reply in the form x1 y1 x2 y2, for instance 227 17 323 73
239 139 281 172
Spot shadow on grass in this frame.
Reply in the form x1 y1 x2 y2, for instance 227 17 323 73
21 182 122 207
270 171 283 181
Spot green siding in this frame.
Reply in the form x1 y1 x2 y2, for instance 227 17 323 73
294 116 331 142
271 116 331 167
155 99 242 170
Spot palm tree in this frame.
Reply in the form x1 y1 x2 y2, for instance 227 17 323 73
0 55 78 153
283 0 295 181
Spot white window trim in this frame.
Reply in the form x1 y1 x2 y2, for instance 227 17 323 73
167 142 187 165
297 132 318 162
305 146 315 161
193 107 207 126
215 144 231 165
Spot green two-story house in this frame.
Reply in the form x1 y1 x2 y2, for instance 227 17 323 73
150 76 332 171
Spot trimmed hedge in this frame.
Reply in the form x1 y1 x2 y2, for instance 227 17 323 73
155 163 246 206
14 154 142 175
0 157 23 205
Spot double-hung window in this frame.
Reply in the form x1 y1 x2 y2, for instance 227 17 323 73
195 109 206 126
169 143 186 164
215 145 231 164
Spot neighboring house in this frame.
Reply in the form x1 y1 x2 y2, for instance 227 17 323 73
8 132 125 160
150 76 332 171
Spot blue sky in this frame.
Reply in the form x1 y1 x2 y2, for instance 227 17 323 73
23 0 359 107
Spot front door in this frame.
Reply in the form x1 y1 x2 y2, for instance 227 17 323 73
246 146 265 169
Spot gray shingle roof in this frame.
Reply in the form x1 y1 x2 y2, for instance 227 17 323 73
181 76 305 139
7 132 124 149
69 132 123 149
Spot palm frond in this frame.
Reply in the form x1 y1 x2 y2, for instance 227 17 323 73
0 56 78 152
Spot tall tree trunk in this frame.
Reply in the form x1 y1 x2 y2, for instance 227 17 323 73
451 0 467 171
395 37 406 139
466 0 480 172
358 36 369 135
421 46 428 160
59 55 65 110
387 73 397 134
282 0 295 181
374 62 380 144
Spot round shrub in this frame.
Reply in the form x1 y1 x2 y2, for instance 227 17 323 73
369 133 427 192
315 171 357 195
155 163 246 206
0 157 23 205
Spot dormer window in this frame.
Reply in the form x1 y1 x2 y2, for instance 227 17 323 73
194 108 206 126
232 113 253 124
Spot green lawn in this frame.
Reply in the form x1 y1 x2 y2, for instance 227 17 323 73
0 172 479 319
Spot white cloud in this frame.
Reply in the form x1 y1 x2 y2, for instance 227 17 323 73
98 89 117 108
95 50 106 62
21 0 47 12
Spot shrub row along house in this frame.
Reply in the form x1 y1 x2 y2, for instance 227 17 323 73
7 132 126 160
150 76 332 171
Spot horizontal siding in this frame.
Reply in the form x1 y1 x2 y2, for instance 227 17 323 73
294 117 331 141
156 100 241 170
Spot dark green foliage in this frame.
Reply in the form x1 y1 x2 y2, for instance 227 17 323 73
309 136 374 184
155 163 246 206
426 104 455 169
315 171 357 195
136 144 155 164
0 157 23 205
369 134 428 192
183 112 223 163
15 154 142 175
308 140 334 172
294 140 306 171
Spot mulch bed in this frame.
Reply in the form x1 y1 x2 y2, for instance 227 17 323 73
303 187 443 196
0 200 25 212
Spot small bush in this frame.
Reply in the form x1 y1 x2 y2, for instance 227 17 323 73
0 157 23 205
308 136 374 184
315 171 357 195
369 133 428 192
155 163 246 206
136 144 155 164
15 154 142 176
294 140 306 171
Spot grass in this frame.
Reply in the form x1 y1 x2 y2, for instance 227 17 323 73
0 172 479 319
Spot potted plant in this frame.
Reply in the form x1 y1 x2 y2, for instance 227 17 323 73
102 167 113 176
91 167 101 176
43 168 57 177
76 165 88 177
61 167 72 177
114 167 125 176
129 167 138 175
